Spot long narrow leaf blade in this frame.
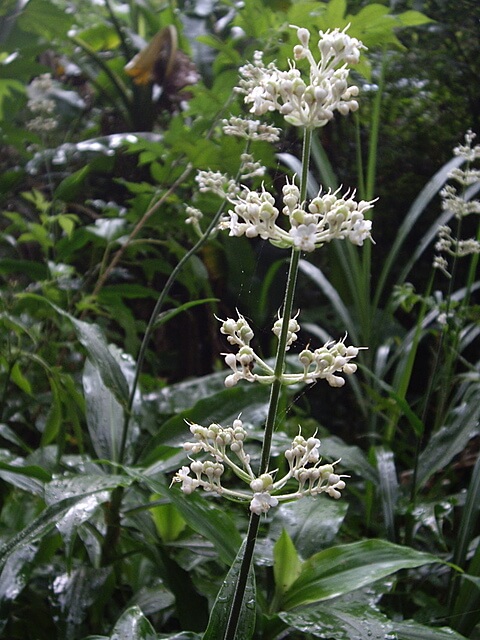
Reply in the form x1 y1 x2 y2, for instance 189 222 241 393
281 539 447 610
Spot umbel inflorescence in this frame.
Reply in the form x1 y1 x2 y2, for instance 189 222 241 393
172 420 348 515
174 25 373 514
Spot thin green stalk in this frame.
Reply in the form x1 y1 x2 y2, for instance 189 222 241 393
385 272 434 448
223 128 312 640
118 141 251 464
359 49 385 350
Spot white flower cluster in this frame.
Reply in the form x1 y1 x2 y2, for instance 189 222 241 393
171 420 347 514
27 74 58 133
219 178 373 251
218 311 362 388
434 131 480 277
222 116 281 142
236 26 364 129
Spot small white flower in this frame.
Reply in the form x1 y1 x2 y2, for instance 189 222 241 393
289 223 318 252
250 491 279 514
222 116 281 142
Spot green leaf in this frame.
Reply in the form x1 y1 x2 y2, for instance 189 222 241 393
273 529 303 599
271 497 348 559
281 539 447 610
41 378 63 445
50 566 112 639
280 601 393 639
140 383 270 458
83 358 124 463
149 499 186 543
374 447 399 541
10 360 32 394
0 459 51 483
134 472 241 565
203 540 256 640
0 496 90 571
108 606 156 640
395 10 433 27
19 295 130 408
392 620 468 639
0 543 38 606
43 474 133 554
154 298 219 329
73 23 121 51
16 0 73 39
0 78 24 119
417 382 480 489
54 165 91 201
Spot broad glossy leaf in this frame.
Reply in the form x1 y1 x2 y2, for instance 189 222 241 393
375 447 399 541
203 540 256 640
271 497 348 559
0 496 87 571
392 620 468 639
44 474 132 553
44 473 131 503
317 435 378 485
0 454 48 494
280 601 394 639
0 543 37 604
50 566 111 639
281 539 446 610
83 358 124 463
109 606 156 640
140 383 270 459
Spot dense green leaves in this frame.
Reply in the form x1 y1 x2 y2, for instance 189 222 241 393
0 0 479 638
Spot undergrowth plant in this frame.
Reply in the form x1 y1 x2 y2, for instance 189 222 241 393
1 1 479 640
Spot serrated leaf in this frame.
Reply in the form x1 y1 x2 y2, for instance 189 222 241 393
395 10 433 27
281 539 447 610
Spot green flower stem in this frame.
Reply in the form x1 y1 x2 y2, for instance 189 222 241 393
223 127 312 640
